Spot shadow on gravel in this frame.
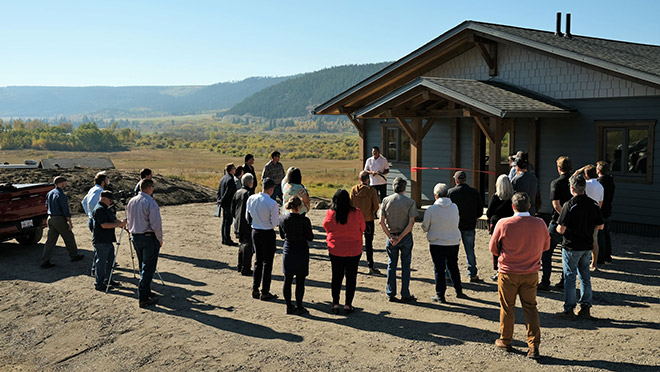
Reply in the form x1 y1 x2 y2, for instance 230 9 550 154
537 355 659 371
0 242 91 282
159 252 235 271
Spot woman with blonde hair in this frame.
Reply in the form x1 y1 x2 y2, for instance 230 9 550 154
487 174 515 281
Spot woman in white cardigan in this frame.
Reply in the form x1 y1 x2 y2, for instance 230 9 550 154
421 183 467 303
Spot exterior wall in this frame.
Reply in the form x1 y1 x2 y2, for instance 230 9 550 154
535 96 660 234
426 44 660 99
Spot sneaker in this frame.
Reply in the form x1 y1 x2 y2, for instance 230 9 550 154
252 289 260 299
494 339 513 352
469 275 484 283
40 261 55 269
400 295 417 303
537 283 551 292
70 254 84 262
527 346 540 359
490 273 499 281
431 295 447 303
576 305 592 319
260 292 278 301
556 309 576 320
139 297 158 308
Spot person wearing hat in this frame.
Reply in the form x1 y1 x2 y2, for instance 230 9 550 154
82 171 110 276
448 170 483 282
92 190 126 291
379 177 418 302
511 155 539 216
41 176 84 268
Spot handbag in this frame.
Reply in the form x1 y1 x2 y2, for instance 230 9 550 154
214 204 221 217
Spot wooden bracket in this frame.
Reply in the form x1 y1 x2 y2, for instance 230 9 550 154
396 117 416 145
421 118 436 139
345 114 364 136
475 37 498 76
472 115 495 144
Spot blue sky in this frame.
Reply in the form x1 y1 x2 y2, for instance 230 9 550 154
2 0 659 87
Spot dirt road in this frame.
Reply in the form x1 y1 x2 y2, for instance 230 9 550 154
1 203 658 371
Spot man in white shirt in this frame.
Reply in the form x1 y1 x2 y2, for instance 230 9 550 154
364 146 390 201
246 178 280 301
576 164 604 271
81 172 109 275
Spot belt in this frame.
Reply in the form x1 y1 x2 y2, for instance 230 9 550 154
391 232 403 237
132 232 155 237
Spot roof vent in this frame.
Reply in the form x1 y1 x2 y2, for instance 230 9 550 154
555 12 563 37
564 13 572 38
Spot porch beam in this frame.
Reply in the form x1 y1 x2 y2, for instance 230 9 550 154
473 115 496 144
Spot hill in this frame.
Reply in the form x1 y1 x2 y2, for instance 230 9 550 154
0 76 289 118
226 62 391 119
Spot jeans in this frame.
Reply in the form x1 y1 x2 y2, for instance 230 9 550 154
562 249 592 312
541 222 563 286
221 208 233 244
329 254 360 306
429 244 462 297
498 273 540 347
364 221 375 268
89 218 97 273
252 229 276 293
460 230 477 278
132 234 160 302
597 218 612 263
386 233 413 297
238 234 253 274
94 242 115 288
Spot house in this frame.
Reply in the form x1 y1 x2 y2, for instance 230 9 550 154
313 14 660 236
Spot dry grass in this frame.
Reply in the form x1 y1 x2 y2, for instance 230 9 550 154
1 148 362 198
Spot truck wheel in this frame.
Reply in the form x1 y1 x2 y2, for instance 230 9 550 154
16 227 44 246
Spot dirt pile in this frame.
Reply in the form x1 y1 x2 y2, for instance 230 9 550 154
0 168 216 213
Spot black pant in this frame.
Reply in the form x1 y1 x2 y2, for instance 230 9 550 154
283 274 306 308
364 221 375 268
238 234 253 274
429 244 462 296
329 254 361 306
221 208 233 244
373 184 387 202
252 229 276 293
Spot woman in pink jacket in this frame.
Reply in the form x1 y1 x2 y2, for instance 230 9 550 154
323 189 365 315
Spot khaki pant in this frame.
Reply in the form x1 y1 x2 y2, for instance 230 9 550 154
498 272 540 348
42 216 79 264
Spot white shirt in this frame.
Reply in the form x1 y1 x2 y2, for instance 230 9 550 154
421 197 461 246
81 184 103 218
364 156 389 186
246 192 280 230
585 178 604 204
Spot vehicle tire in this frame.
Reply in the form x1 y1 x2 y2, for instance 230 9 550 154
16 227 43 246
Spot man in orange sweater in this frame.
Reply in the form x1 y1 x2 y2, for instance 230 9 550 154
490 192 550 359
350 171 381 274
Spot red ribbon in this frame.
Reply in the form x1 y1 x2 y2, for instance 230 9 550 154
410 167 496 175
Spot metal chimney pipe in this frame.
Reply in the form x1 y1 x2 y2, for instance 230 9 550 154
565 13 572 38
555 12 563 37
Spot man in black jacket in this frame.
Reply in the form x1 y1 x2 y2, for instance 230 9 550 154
597 161 615 264
218 163 238 246
232 173 254 275
243 154 257 194
448 171 484 282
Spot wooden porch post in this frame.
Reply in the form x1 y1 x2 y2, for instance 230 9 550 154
450 118 458 186
529 118 538 173
410 118 423 207
488 118 503 201
471 122 481 190
346 115 366 166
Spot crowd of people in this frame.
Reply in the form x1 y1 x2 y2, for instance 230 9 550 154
38 146 616 359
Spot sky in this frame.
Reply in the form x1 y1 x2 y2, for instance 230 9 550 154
2 0 659 87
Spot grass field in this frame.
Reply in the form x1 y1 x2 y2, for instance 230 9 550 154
1 148 362 198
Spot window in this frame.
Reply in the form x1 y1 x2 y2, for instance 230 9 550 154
383 126 410 163
597 121 655 183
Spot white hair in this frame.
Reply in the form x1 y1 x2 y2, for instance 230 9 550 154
495 174 514 200
433 183 448 198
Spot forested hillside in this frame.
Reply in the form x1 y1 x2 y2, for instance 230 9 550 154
226 62 391 119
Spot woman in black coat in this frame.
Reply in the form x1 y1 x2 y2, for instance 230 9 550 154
486 174 514 281
279 196 314 314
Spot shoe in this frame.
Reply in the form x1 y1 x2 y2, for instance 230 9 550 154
469 276 484 283
400 295 417 303
251 289 260 299
241 270 254 276
260 292 278 301
555 280 564 290
576 305 592 319
490 273 499 281
139 297 158 308
70 254 84 262
331 304 340 314
537 283 551 292
40 261 55 269
494 339 513 352
527 346 540 359
225 241 238 247
296 307 309 315
369 267 381 275
431 295 447 303
556 309 576 320
387 295 397 302
456 292 469 299
286 305 298 315
344 305 355 314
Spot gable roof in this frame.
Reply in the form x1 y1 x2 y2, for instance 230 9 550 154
355 77 572 119
313 20 660 116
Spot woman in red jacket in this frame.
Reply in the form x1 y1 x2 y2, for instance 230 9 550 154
323 189 365 315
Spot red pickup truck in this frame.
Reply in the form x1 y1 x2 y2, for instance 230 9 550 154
0 183 52 245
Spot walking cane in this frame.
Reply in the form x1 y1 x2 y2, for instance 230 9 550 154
105 228 124 294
